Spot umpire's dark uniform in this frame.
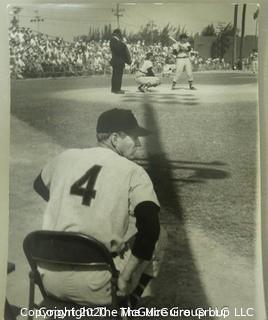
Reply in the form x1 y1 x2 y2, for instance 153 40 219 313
110 29 131 94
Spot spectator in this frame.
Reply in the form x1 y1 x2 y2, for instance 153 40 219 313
9 26 234 79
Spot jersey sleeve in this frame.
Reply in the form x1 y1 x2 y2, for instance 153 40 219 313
140 60 152 74
41 155 59 187
186 42 192 51
129 166 160 210
146 60 153 69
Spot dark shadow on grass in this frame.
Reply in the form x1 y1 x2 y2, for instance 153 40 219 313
175 94 195 97
11 91 200 150
150 165 228 181
139 95 216 317
171 86 191 91
125 93 195 99
122 91 199 106
134 156 229 215
122 98 199 105
135 159 226 166
135 157 229 182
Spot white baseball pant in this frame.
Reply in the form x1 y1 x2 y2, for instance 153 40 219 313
40 226 168 305
173 57 193 82
136 76 161 87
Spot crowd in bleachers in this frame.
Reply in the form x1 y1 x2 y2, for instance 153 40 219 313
9 26 112 78
9 26 252 79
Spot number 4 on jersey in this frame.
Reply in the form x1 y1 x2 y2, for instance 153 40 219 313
70 165 102 206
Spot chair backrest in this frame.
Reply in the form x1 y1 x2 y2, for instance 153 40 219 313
23 230 120 307
23 230 118 272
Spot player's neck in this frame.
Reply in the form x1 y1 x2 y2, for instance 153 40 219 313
97 141 118 154
113 35 121 41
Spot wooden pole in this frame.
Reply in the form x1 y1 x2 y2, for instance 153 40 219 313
238 4 247 70
232 4 238 69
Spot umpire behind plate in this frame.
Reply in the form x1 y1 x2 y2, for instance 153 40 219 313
110 29 132 94
33 108 167 307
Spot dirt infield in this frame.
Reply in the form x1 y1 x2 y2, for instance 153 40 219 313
7 73 258 319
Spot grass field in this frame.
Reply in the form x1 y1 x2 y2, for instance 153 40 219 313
7 72 258 319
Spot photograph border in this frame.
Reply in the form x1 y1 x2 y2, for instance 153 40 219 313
1 0 267 318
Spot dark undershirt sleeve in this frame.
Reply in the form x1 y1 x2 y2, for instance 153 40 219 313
131 201 160 260
146 67 155 77
33 172 50 201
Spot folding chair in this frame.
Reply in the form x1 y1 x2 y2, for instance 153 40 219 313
5 263 17 320
23 230 122 320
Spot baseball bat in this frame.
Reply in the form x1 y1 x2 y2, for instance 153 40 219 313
168 35 178 44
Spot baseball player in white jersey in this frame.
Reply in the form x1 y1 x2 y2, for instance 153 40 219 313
135 52 161 92
169 33 196 90
249 49 258 74
33 108 167 307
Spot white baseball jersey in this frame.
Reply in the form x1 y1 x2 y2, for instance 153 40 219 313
173 41 191 58
250 52 258 61
41 147 159 253
137 59 153 76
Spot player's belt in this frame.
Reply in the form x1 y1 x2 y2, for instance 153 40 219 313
111 252 118 258
176 56 188 59
110 237 134 258
137 70 147 76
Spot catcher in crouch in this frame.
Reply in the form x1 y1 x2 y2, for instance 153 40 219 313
135 52 161 92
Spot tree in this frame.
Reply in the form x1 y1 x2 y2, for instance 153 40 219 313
158 24 173 46
10 7 22 29
138 21 159 45
128 31 140 43
174 25 188 40
201 24 216 36
122 28 127 39
211 22 234 59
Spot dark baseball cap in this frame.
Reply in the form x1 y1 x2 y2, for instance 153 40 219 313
112 29 122 37
179 33 188 39
96 108 150 136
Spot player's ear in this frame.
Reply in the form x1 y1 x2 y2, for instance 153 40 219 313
110 132 119 145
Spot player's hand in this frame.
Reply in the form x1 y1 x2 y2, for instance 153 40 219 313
117 274 134 296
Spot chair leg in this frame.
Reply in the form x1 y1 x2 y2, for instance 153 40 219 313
4 299 16 320
111 277 124 319
111 277 118 310
28 271 35 320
